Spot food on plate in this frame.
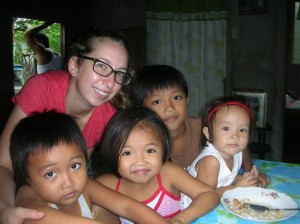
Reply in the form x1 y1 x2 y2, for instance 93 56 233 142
231 198 284 220
232 198 250 209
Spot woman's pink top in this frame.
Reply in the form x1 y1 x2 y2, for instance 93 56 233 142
13 71 116 149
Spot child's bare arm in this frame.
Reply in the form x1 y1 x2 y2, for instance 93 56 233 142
93 175 127 223
16 185 103 224
235 173 257 187
249 164 269 187
93 205 119 224
194 155 220 189
249 165 259 177
257 172 270 187
214 171 258 197
88 179 171 224
242 150 270 187
163 162 219 223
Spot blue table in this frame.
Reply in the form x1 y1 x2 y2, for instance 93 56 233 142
191 159 300 223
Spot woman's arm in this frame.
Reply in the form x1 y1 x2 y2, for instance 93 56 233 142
0 105 38 224
0 166 44 224
88 179 171 224
0 105 27 171
0 167 15 210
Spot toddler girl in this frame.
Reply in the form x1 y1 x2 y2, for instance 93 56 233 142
182 95 259 209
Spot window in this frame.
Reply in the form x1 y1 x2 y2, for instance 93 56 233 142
293 2 300 64
286 0 300 98
13 18 62 93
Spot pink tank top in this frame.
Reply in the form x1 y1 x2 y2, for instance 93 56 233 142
116 174 181 222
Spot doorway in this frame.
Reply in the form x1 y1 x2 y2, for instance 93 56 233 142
13 18 62 94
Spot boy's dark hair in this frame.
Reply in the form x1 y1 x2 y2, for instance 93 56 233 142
201 95 255 147
97 106 172 177
131 64 188 106
10 110 88 190
35 32 50 48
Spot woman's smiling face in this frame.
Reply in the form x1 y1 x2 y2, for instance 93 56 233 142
70 38 129 108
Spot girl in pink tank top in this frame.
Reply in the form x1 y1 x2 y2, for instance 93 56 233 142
93 106 219 223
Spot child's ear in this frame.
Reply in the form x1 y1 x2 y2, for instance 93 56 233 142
203 127 210 140
186 97 189 105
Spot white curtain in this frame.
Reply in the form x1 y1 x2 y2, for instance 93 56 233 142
146 11 227 116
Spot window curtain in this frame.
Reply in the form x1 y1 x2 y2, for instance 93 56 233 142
146 0 227 116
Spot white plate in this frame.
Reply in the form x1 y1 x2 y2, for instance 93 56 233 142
221 187 298 222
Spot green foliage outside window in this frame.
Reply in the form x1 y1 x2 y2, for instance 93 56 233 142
13 18 61 65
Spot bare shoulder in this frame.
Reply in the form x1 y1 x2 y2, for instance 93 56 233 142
185 116 203 152
196 155 220 170
161 161 185 175
96 173 119 189
186 116 202 132
16 185 35 197
160 161 190 188
16 185 46 207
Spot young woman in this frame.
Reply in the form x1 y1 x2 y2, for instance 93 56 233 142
0 28 133 224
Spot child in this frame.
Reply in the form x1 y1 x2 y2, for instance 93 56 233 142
94 106 219 224
131 64 201 169
181 95 259 209
9 110 172 224
131 64 269 187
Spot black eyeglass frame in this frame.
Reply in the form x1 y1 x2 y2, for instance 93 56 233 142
77 55 132 85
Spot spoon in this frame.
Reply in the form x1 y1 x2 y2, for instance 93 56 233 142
249 204 300 212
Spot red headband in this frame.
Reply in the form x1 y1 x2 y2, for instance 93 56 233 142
206 102 254 126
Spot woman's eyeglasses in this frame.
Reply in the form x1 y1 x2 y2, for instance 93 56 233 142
78 55 132 85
